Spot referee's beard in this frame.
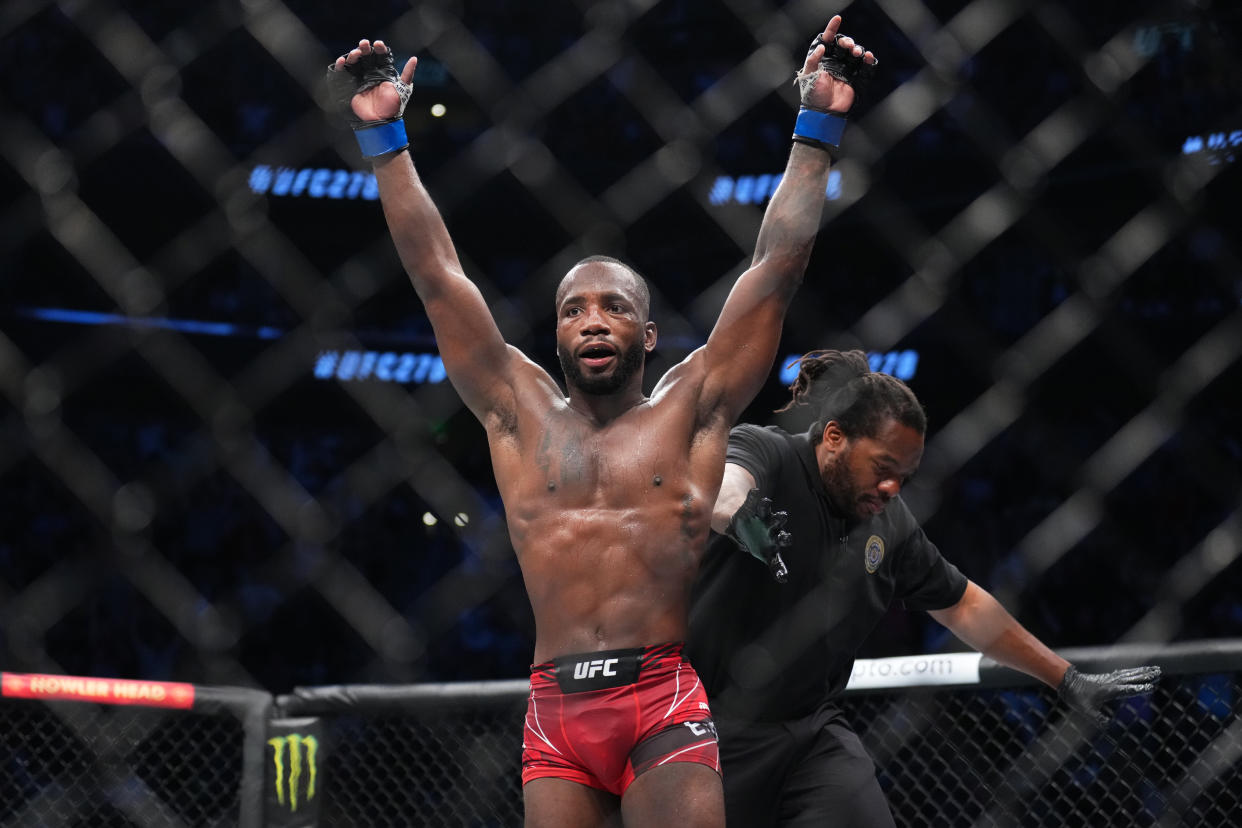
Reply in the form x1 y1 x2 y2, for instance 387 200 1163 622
822 444 875 521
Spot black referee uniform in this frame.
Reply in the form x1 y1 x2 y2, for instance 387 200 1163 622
687 423 968 827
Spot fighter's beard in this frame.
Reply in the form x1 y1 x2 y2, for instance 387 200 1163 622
558 340 646 396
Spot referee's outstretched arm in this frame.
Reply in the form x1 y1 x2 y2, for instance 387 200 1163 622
929 581 1161 725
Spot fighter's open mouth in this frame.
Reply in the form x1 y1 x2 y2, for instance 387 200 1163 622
579 344 616 359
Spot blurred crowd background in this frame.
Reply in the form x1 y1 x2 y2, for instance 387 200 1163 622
1 0 1239 695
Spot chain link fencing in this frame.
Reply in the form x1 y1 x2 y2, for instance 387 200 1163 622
1 0 1241 822
0 677 270 827
270 643 1242 826
4 644 1239 826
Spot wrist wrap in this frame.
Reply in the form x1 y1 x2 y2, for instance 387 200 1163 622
354 118 409 158
792 107 847 153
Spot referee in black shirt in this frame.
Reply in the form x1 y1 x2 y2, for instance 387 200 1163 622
687 349 1160 827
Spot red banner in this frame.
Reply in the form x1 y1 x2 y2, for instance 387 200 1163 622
1 672 195 709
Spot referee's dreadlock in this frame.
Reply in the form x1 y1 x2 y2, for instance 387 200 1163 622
777 349 926 444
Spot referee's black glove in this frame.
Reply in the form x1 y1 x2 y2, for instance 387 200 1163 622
726 488 792 583
1057 664 1161 726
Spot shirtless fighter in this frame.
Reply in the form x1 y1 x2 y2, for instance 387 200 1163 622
326 14 876 826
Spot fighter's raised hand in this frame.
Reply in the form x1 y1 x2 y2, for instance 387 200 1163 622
796 15 877 116
788 15 877 156
325 39 417 157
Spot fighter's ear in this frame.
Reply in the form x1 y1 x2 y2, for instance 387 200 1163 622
644 321 657 352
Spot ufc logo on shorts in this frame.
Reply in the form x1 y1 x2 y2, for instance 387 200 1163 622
684 721 718 738
573 658 620 679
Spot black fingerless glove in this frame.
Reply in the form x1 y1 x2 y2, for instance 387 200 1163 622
324 47 413 158
811 32 878 93
793 33 878 155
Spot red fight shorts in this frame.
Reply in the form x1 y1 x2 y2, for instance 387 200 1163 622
521 641 721 795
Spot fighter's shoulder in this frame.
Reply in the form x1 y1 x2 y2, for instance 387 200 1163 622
505 346 562 391
482 346 564 432
650 345 709 392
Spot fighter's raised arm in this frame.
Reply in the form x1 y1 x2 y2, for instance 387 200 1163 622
326 40 527 423
691 15 877 421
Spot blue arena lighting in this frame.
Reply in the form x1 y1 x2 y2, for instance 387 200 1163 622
314 350 447 384
248 165 380 200
779 350 920 385
18 307 284 339
1181 129 1241 165
709 170 842 206
17 308 917 388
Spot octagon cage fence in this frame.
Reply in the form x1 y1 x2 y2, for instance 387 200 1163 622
2 640 1241 827
2 0 1241 827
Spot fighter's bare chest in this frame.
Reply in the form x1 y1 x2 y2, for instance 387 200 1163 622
528 417 675 488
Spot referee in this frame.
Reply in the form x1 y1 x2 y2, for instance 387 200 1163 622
686 349 1160 827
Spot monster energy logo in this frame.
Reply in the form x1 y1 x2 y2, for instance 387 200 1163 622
268 733 319 813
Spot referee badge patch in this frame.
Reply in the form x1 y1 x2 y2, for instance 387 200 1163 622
864 535 885 574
